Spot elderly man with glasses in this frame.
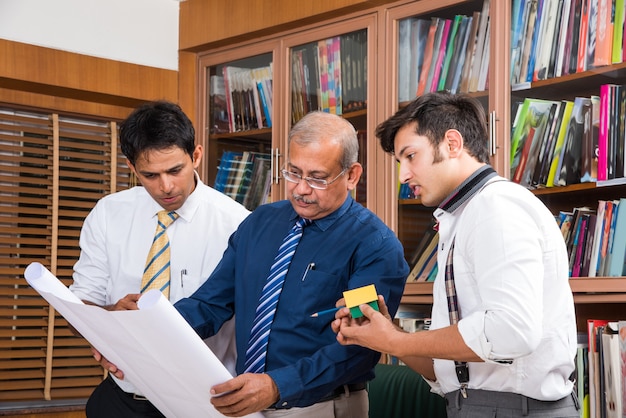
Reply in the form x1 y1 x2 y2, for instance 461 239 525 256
170 111 409 417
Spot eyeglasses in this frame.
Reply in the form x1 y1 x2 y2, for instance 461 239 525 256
281 168 347 190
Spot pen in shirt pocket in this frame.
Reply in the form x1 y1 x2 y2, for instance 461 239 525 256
180 269 187 288
301 262 315 281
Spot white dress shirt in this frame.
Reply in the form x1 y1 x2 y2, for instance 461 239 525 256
429 178 577 401
71 176 250 394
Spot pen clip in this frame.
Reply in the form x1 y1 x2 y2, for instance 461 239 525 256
301 262 315 281
180 269 187 288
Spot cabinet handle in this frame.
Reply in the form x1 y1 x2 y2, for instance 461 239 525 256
270 147 274 183
489 111 497 156
273 147 281 184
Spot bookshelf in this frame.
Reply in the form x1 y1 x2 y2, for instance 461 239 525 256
187 0 626 325
503 0 626 330
197 11 380 211
283 16 375 206
387 0 504 261
198 40 281 209
388 1 626 331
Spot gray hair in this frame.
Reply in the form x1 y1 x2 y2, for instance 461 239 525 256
288 111 359 170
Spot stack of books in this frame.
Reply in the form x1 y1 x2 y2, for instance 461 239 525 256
213 151 272 210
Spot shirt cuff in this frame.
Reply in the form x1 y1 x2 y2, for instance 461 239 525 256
266 367 303 409
457 311 512 364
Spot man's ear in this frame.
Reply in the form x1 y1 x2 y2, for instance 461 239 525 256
126 158 136 174
346 163 363 191
445 129 464 157
126 159 141 184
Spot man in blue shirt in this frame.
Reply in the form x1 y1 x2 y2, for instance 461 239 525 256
174 111 408 417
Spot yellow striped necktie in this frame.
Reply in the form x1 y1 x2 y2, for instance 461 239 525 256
141 210 179 298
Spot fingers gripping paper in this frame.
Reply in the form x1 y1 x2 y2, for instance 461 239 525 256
24 262 264 418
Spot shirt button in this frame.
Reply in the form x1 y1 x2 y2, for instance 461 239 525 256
282 402 288 407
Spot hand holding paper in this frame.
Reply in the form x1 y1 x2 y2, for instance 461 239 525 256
24 262 264 418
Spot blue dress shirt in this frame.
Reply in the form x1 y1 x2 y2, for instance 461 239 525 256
175 196 408 408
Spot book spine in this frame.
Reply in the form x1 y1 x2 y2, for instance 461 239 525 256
430 19 452 92
256 80 271 128
597 84 610 181
613 0 626 63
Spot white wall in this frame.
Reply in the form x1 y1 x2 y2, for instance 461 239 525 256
0 0 180 71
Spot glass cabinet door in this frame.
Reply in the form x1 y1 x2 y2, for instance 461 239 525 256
388 0 492 261
285 16 373 208
200 46 278 211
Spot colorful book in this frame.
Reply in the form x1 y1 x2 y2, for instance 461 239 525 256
601 200 620 276
612 0 626 63
597 84 612 181
533 100 565 186
459 11 481 93
410 19 431 99
618 321 626 417
416 18 440 96
437 14 462 91
588 199 607 277
407 232 439 282
554 0 573 78
519 0 540 83
567 0 584 74
511 0 530 83
571 213 590 276
581 212 598 276
429 18 452 93
588 319 611 418
469 0 491 92
575 334 590 418
597 200 617 275
546 100 575 186
594 0 614 66
580 95 597 182
526 0 546 82
398 18 413 103
546 0 566 79
606 84 622 180
209 75 230 134
510 98 556 184
447 15 473 94
557 97 591 186
534 0 560 81
585 0 599 68
601 323 622 417
520 101 559 187
253 69 272 127
576 0 591 72
607 197 626 275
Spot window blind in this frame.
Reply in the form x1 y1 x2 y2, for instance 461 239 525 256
0 107 130 402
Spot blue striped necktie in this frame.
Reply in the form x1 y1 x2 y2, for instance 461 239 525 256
140 210 179 298
244 217 311 373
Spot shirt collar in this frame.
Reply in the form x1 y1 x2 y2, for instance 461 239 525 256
438 165 498 215
149 171 203 222
290 194 353 232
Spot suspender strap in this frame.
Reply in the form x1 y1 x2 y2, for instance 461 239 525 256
439 165 500 398
444 238 469 397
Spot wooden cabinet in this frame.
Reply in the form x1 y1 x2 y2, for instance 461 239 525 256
392 0 626 324
282 15 375 206
196 10 380 211
188 0 626 323
386 0 502 258
198 40 282 208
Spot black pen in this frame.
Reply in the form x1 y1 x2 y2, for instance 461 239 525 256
301 262 315 281
180 269 187 288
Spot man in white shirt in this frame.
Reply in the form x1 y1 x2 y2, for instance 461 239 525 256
70 100 250 417
334 92 579 417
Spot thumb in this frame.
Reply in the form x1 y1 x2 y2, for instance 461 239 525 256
358 303 379 318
